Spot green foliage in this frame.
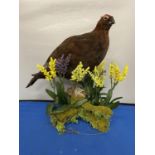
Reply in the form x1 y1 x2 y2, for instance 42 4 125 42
100 83 123 109
46 103 54 115
46 89 57 101
46 78 72 106
54 80 70 105
80 76 123 109
48 99 87 114
107 101 119 109
81 76 103 105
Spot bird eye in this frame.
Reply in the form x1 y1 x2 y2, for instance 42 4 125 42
103 16 109 20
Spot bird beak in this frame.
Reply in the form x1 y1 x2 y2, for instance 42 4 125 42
109 18 115 25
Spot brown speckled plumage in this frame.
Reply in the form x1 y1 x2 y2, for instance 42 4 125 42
26 14 115 88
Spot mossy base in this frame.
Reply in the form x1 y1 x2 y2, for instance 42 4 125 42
49 102 112 133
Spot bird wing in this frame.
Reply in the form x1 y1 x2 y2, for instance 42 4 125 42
44 32 104 68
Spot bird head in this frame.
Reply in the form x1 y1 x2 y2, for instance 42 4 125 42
95 14 115 31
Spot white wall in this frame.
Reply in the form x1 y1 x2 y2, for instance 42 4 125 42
19 0 135 103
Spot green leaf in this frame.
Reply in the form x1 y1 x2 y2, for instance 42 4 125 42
51 99 87 114
55 80 69 105
104 89 113 104
110 97 123 104
99 98 106 105
73 99 87 107
47 104 54 115
107 101 120 109
51 105 72 114
45 89 57 100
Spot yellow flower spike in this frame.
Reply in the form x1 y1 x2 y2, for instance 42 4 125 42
37 64 52 80
71 62 90 82
89 71 105 87
109 63 128 82
48 57 56 78
89 61 106 88
36 57 57 81
120 65 128 81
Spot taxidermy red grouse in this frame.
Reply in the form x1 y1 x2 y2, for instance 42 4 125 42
26 14 115 88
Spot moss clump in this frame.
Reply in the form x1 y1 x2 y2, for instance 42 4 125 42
49 102 112 133
50 108 79 133
79 102 112 132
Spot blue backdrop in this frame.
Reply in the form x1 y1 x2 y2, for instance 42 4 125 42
19 101 135 155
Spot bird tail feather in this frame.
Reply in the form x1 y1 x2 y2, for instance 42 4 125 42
26 72 43 88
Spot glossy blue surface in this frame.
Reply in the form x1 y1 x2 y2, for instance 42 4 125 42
19 101 135 155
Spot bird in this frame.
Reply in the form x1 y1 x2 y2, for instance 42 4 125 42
26 14 115 88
